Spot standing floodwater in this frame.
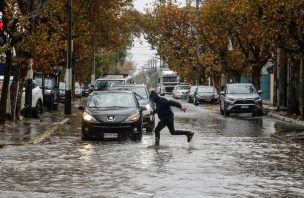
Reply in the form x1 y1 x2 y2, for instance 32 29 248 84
0 98 303 197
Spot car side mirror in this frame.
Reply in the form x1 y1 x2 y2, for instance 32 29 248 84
258 90 262 94
140 106 147 111
78 106 85 111
220 91 225 95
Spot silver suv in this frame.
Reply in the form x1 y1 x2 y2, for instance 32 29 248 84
220 83 263 117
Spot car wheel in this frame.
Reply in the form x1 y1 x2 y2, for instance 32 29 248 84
194 98 199 106
131 129 143 142
81 127 91 140
53 103 58 111
32 100 43 119
220 104 224 115
223 103 229 116
146 121 155 133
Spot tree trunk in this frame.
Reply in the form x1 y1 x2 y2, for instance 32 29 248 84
251 64 262 90
287 56 300 115
300 56 304 116
0 50 12 125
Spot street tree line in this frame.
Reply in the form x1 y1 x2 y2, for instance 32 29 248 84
141 0 304 116
0 0 141 125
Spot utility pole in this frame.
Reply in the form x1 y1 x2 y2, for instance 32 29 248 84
65 0 72 115
195 0 201 85
91 33 96 86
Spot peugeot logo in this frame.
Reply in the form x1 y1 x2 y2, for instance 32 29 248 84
107 116 115 121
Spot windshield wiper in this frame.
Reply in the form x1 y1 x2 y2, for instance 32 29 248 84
106 106 128 108
133 92 144 99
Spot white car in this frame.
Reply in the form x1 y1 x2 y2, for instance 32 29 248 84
75 82 82 98
172 85 191 99
21 80 44 118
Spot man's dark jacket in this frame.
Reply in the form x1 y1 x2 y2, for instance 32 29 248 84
150 91 182 120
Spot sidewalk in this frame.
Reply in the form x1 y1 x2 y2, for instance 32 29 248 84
0 103 71 147
263 104 304 145
263 104 304 126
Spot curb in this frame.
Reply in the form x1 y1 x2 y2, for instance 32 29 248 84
22 118 70 145
267 112 304 126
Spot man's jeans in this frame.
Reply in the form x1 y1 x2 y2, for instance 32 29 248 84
154 117 190 144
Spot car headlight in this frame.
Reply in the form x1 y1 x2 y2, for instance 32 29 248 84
126 111 140 122
45 90 53 95
254 97 262 102
226 97 235 102
214 94 219 98
83 112 97 122
145 104 153 112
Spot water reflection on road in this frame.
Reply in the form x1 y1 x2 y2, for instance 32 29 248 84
0 101 303 197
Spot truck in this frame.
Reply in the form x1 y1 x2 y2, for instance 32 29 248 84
156 68 179 96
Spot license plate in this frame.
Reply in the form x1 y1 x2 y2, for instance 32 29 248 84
205 99 211 101
241 105 249 109
104 133 118 138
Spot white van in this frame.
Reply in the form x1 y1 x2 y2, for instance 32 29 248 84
94 74 135 91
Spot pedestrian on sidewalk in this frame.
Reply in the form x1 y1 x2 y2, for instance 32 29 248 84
149 90 194 146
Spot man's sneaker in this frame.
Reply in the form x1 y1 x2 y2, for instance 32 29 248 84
187 132 194 142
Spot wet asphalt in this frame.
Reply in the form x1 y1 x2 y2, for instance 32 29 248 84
0 97 304 198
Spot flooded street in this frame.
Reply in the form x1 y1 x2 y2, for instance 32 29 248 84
0 98 304 197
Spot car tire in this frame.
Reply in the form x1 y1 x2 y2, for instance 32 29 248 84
223 103 229 116
224 108 229 116
146 122 155 133
131 129 143 142
220 102 224 115
81 127 91 140
53 103 58 111
194 98 199 106
81 133 90 140
32 100 43 119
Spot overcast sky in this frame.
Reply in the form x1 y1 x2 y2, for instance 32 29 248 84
127 0 157 74
128 0 189 74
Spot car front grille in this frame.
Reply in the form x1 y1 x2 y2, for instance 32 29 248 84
165 87 174 92
234 100 255 105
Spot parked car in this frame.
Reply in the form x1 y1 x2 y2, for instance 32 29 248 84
34 74 59 111
21 80 44 118
109 84 155 132
193 86 219 105
187 86 197 103
75 82 82 98
81 83 91 97
172 85 191 99
59 82 65 103
79 90 146 141
220 83 263 117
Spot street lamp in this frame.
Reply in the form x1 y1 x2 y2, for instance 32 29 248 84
195 0 201 85
65 0 72 115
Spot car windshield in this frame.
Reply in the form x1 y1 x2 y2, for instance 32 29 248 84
197 87 214 93
112 87 148 99
59 82 65 90
190 86 197 92
227 85 257 94
35 77 54 89
95 80 125 90
88 93 137 108
177 86 190 90
163 76 177 82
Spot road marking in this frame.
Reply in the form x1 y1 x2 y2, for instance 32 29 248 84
22 118 70 145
